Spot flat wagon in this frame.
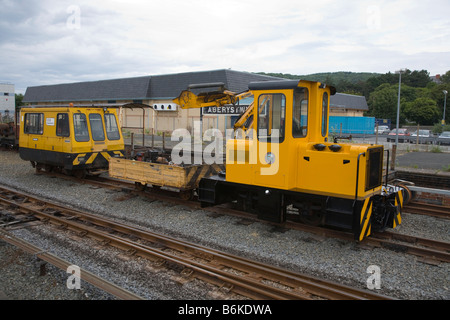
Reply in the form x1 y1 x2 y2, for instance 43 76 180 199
109 157 224 199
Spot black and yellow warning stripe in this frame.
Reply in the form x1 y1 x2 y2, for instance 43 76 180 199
358 188 404 241
72 150 124 166
359 197 373 242
392 189 403 228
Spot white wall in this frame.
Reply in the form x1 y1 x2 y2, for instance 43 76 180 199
0 83 15 111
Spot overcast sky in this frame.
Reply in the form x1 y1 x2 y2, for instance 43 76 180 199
1 0 449 94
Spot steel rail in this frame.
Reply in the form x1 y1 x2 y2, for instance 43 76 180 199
369 232 450 263
404 201 450 220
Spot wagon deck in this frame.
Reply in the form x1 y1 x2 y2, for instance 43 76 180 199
109 158 224 192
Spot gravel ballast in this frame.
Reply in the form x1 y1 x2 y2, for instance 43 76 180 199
0 151 448 300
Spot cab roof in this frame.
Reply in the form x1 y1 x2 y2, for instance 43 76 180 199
248 80 336 95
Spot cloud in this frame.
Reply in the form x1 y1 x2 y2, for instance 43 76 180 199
1 0 449 93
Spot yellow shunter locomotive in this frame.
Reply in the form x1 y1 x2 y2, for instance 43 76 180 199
19 105 124 178
174 80 405 241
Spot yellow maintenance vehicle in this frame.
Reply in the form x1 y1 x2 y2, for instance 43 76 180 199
174 80 406 241
19 105 124 178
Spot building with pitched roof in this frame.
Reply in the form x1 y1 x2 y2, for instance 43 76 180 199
329 92 368 117
23 69 282 133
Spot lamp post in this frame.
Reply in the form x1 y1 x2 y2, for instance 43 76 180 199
395 69 406 149
443 90 448 126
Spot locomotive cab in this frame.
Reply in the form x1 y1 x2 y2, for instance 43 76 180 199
19 106 124 177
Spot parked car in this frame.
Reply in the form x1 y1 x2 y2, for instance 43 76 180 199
437 131 450 145
409 129 434 144
387 128 410 142
375 125 390 134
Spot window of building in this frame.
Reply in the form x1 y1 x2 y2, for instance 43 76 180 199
56 113 70 137
73 113 90 142
104 113 120 140
89 113 105 141
292 88 309 138
257 93 286 143
24 113 44 134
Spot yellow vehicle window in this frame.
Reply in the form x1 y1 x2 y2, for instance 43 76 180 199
322 92 328 137
104 114 120 140
24 113 44 135
292 88 308 138
74 113 90 142
56 113 70 137
257 93 285 143
89 113 105 141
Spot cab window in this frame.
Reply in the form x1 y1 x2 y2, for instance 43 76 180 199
73 113 90 142
292 88 308 138
104 113 120 140
89 113 105 141
56 113 70 137
257 93 285 143
24 113 44 135
321 92 328 137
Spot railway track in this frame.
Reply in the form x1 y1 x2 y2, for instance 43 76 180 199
404 201 450 220
33 171 450 264
0 229 144 300
0 185 394 300
283 216 450 264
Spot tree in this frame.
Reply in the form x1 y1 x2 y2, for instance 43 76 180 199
403 97 440 125
367 84 403 123
15 94 24 108
403 69 431 87
440 70 450 83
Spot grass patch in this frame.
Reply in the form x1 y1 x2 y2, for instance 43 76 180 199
431 146 443 153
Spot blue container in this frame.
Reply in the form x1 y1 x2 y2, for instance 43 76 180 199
329 116 375 135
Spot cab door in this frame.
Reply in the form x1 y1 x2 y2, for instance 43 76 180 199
253 90 289 189
88 112 107 153
21 112 44 149
55 112 70 153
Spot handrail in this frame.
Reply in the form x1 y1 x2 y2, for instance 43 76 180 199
384 149 390 188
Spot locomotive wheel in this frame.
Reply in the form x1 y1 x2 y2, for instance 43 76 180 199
35 163 43 173
179 190 194 201
135 182 147 191
72 169 87 179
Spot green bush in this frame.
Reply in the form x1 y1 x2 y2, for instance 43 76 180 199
432 123 450 134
